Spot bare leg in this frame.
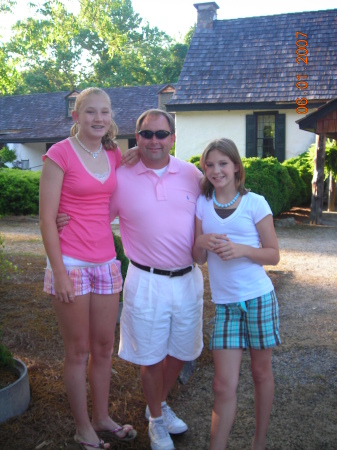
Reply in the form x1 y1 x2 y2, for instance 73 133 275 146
209 349 242 450
89 293 118 422
250 349 274 450
141 355 185 418
90 293 134 438
162 355 185 401
141 360 165 418
52 294 109 449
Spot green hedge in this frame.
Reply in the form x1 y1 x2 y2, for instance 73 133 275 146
0 169 40 215
282 152 313 204
1 149 315 217
243 157 294 215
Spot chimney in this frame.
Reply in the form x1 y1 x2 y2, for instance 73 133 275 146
194 2 219 29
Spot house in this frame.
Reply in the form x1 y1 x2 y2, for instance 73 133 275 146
1 3 336 168
166 3 337 162
0 84 175 170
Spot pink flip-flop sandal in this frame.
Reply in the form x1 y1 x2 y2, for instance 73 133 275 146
97 424 137 442
74 435 108 449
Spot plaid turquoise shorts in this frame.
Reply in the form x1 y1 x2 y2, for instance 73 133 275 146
210 290 281 350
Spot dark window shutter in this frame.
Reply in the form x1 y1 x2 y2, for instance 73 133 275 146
246 115 256 157
275 114 285 162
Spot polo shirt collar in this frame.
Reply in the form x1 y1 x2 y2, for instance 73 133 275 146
135 155 179 175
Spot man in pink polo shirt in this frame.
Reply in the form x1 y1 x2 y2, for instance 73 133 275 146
110 109 204 450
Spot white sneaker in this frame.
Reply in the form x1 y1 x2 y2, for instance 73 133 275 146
145 403 188 434
148 418 175 450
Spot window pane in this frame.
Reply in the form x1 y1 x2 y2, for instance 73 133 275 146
68 98 76 117
257 115 275 158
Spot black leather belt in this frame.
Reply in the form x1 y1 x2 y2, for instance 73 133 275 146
130 260 193 277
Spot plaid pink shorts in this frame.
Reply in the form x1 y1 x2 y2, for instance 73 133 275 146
44 260 123 296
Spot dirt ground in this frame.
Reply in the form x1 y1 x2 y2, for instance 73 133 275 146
0 207 336 450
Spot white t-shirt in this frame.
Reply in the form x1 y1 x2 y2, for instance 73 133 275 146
196 192 274 304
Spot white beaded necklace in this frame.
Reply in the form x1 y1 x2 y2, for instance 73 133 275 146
75 133 103 159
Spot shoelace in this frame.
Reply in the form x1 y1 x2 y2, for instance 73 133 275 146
162 405 176 423
151 420 169 440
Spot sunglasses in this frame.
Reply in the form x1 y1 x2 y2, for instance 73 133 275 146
138 130 172 139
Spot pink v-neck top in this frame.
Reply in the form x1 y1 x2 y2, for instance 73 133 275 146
43 138 121 263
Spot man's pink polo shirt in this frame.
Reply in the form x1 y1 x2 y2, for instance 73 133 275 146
110 156 202 269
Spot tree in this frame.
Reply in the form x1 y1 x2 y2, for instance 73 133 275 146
162 42 189 83
0 147 17 168
0 0 20 94
0 0 16 13
0 44 21 95
77 0 176 86
7 1 82 93
1 0 192 94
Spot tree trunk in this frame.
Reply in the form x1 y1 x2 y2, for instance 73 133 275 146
309 133 326 224
328 172 336 212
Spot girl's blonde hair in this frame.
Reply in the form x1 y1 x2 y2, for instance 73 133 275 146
200 138 249 199
70 87 118 150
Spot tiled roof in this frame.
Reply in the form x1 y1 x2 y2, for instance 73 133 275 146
168 9 337 108
0 84 172 143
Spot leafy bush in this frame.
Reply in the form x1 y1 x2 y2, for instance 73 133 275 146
188 154 304 215
281 164 308 206
0 146 17 168
188 155 202 172
282 151 313 204
0 169 40 215
0 234 17 281
243 157 294 215
0 338 14 370
325 139 337 180
112 231 129 285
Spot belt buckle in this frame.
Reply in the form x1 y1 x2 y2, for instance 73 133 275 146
169 271 174 278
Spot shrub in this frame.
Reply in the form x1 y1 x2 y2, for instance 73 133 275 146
0 146 17 168
0 169 40 215
112 231 129 284
282 151 313 204
0 337 14 370
325 139 337 180
282 164 307 207
0 234 17 281
243 157 293 216
188 155 202 172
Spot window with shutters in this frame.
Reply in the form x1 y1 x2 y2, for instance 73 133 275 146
65 91 79 117
67 98 76 117
246 113 285 162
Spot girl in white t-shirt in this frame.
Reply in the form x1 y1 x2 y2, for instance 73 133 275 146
192 138 281 450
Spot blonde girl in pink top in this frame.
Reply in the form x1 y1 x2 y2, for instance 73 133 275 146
39 88 136 450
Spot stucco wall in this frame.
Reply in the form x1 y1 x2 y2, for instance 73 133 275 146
174 109 316 161
116 139 131 154
8 142 46 171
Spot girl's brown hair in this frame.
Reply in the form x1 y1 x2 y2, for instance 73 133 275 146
199 138 249 199
70 87 118 150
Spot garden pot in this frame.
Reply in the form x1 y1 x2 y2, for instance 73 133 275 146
0 358 30 423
